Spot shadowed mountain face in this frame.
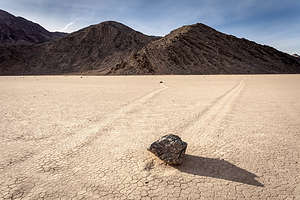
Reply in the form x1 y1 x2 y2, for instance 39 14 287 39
0 9 66 45
0 21 160 75
0 11 299 75
110 23 300 74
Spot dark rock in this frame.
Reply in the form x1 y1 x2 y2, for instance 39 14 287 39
148 134 187 165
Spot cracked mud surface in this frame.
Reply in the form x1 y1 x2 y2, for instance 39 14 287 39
0 75 299 200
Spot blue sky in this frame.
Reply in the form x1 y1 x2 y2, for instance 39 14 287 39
1 0 299 54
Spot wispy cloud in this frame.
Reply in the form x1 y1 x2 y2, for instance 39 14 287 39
60 21 75 32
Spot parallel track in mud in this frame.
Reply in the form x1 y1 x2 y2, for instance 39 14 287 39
0 76 299 200
1 84 168 171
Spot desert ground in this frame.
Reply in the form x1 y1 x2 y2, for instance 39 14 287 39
0 75 299 200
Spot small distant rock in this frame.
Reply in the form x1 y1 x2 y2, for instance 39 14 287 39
148 134 187 165
160 81 163 83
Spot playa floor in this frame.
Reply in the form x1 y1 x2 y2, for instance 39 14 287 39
0 75 299 200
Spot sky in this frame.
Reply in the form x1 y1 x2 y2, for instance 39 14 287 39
0 0 299 54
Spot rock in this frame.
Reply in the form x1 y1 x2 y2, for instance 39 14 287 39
148 134 187 165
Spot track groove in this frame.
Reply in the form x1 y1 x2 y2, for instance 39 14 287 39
179 81 245 152
0 84 168 173
1 76 299 199
170 81 245 136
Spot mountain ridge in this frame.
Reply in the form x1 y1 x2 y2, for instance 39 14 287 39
0 20 160 74
109 23 300 74
0 9 67 45
0 10 299 75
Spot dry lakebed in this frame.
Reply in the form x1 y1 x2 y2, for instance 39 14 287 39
0 75 299 200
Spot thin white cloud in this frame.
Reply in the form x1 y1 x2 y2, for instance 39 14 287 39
60 21 75 32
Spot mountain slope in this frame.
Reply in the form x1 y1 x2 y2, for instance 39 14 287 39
0 21 160 75
0 9 66 45
108 23 300 74
0 19 299 75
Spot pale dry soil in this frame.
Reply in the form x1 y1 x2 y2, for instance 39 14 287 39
0 75 299 200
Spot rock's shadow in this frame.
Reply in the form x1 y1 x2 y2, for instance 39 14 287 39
174 154 264 187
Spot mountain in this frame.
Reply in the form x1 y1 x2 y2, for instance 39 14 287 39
0 21 159 74
108 23 300 74
0 15 299 75
0 9 67 45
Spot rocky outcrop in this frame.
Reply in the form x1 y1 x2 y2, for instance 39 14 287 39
148 134 187 165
